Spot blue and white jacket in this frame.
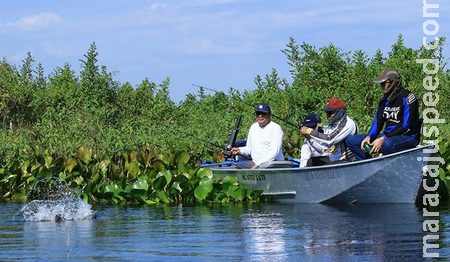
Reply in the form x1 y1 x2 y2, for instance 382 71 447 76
368 87 420 140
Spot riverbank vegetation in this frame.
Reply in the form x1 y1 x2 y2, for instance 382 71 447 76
1 35 449 204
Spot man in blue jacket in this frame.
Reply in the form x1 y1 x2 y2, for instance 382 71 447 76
346 69 421 159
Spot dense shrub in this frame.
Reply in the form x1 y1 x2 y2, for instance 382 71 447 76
1 36 449 202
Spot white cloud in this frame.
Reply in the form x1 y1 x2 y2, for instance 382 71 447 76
241 2 416 29
180 37 256 54
148 3 167 12
6 12 62 31
182 0 238 7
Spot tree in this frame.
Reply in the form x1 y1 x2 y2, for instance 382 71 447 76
80 42 100 92
35 63 47 89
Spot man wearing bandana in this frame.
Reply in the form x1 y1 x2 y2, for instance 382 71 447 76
300 97 358 164
346 69 421 160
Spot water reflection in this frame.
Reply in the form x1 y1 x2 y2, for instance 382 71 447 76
1 202 448 260
22 219 94 260
240 203 427 260
243 211 287 260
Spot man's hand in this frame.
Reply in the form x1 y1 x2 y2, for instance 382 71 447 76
371 136 385 153
230 147 240 156
360 136 371 150
300 126 312 136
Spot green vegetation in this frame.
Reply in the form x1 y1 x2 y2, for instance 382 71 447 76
1 35 449 204
0 145 261 204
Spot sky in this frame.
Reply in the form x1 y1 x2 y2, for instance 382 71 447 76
0 0 448 102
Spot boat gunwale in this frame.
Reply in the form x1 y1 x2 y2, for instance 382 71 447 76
209 143 434 173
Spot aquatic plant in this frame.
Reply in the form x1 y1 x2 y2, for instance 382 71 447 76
0 146 262 205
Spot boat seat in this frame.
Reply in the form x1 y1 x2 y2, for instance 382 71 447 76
257 161 294 169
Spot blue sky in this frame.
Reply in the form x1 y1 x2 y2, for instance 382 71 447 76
0 0 448 102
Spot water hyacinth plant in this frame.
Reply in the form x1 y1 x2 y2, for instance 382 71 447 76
0 145 262 205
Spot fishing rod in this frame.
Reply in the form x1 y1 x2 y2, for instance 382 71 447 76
172 115 245 159
192 84 299 128
174 126 224 150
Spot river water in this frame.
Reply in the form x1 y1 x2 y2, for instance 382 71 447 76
1 202 449 261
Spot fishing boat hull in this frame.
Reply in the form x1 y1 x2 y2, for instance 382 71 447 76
209 144 437 204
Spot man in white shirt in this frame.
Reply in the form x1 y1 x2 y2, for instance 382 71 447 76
231 103 284 169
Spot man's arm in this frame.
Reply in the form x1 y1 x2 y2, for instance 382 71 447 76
310 118 356 146
300 143 311 167
368 100 386 140
238 125 253 156
267 124 284 160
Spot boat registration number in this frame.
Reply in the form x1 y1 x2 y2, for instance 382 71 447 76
241 174 266 181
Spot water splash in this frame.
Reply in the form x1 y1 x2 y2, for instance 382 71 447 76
16 178 95 222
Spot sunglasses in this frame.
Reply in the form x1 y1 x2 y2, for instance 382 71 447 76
255 111 269 116
380 80 391 87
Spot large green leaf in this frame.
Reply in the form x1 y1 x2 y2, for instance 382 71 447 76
160 170 172 186
99 160 110 175
31 162 42 173
162 154 172 165
123 184 133 194
229 187 246 202
26 176 35 184
153 175 167 191
156 190 170 203
154 170 172 189
222 175 238 184
194 177 213 201
104 184 121 199
59 172 66 181
21 161 30 174
1 174 17 184
131 179 149 195
11 189 27 202
177 163 191 174
248 189 263 201
171 181 182 193
38 170 52 179
91 172 101 184
175 151 190 165
74 176 84 186
181 172 191 180
153 159 166 172
126 161 140 177
44 155 53 169
77 146 92 164
129 151 138 162
65 159 77 173
197 168 213 179
224 183 239 197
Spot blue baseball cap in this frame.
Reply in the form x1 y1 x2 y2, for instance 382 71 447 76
255 103 271 114
301 113 321 127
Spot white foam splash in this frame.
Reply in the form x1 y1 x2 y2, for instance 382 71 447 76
18 198 95 222
16 178 95 222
